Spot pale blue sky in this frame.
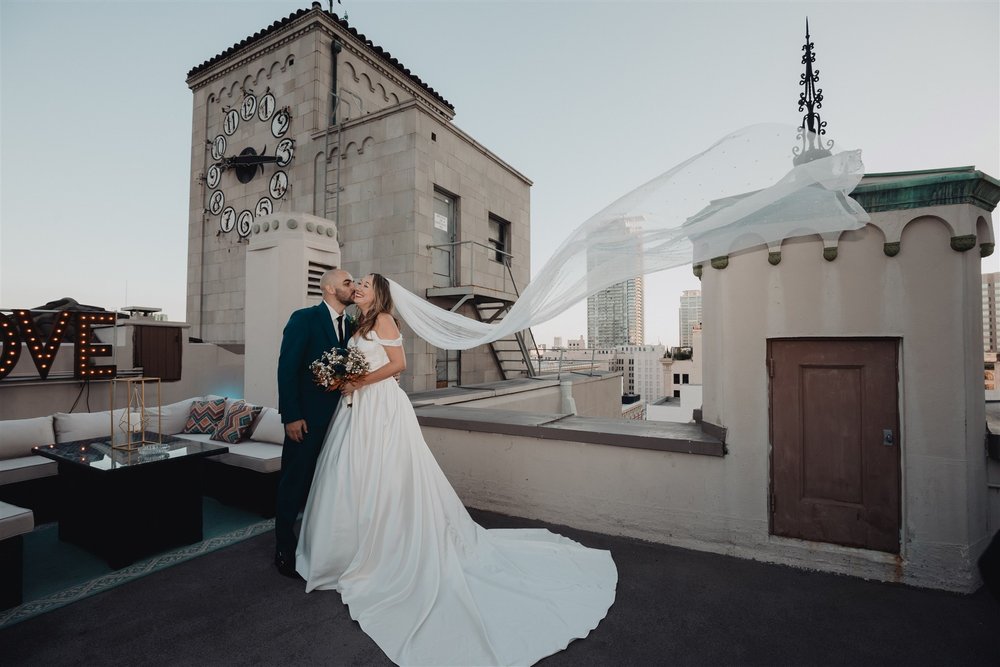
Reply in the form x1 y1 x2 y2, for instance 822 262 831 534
2 0 998 347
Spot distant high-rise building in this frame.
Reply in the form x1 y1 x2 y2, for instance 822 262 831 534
587 277 644 348
679 290 702 348
985 272 999 353
586 216 644 349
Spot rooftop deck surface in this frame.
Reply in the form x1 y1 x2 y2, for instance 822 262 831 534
2 509 997 665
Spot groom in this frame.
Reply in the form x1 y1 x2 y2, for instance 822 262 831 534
274 268 356 577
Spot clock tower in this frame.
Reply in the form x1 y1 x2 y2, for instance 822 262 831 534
186 5 333 345
185 4 534 392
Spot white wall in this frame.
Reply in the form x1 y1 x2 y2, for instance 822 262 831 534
646 384 703 424
243 214 341 409
423 424 917 589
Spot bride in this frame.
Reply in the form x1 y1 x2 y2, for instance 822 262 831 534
295 273 618 666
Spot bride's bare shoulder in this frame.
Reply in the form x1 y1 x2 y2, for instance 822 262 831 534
374 312 401 338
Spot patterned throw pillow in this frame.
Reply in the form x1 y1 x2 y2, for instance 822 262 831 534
211 400 263 444
182 398 227 435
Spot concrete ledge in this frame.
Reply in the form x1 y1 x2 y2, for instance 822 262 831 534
414 405 725 457
408 378 560 407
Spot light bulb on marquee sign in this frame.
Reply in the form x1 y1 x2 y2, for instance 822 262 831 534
0 310 117 381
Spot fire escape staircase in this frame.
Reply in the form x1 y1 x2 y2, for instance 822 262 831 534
469 297 540 380
425 254 540 381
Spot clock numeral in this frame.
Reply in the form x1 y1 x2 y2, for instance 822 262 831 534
269 171 289 200
224 109 240 136
237 210 253 238
258 93 276 122
211 135 227 161
240 94 257 122
209 190 225 215
275 138 295 167
271 110 290 138
255 197 274 218
220 207 236 233
206 165 221 189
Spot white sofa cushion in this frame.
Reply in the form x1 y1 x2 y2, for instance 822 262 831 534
0 456 57 485
54 409 127 443
250 407 285 445
216 443 283 474
0 415 56 459
0 500 34 540
179 433 282 474
145 397 202 435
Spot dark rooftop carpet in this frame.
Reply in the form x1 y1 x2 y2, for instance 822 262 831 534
2 509 998 666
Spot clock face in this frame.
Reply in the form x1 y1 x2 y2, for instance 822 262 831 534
208 190 225 216
237 210 253 238
275 138 294 167
271 110 290 138
206 164 221 189
206 89 294 237
269 171 289 199
255 197 273 218
258 93 276 122
220 207 236 233
211 135 226 160
223 110 239 136
240 94 257 121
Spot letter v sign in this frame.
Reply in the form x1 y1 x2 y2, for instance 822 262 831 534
11 309 74 380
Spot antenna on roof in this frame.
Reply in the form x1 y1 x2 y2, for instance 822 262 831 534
327 0 346 20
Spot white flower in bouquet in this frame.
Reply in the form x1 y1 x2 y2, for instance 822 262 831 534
309 346 371 406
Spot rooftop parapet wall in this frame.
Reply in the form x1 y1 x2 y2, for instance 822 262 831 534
695 166 998 593
692 166 998 275
851 166 1000 214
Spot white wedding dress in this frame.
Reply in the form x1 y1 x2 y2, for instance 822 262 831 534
296 332 617 666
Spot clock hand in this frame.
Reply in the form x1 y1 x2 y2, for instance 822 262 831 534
219 154 280 168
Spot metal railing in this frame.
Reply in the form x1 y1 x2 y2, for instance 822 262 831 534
426 240 516 294
534 347 611 379
425 241 544 377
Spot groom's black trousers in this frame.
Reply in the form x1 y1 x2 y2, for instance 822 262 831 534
275 419 331 556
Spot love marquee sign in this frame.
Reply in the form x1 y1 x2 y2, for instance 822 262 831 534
1 310 117 381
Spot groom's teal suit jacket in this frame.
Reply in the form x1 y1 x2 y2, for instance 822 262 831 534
274 302 353 554
277 302 352 427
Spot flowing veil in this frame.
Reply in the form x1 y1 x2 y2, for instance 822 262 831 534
388 123 868 350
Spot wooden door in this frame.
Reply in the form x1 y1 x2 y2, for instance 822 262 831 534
769 338 900 553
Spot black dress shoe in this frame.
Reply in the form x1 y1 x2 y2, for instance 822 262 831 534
274 552 302 579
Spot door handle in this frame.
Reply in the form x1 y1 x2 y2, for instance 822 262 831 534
882 429 894 446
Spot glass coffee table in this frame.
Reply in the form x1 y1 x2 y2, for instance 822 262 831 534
33 434 228 569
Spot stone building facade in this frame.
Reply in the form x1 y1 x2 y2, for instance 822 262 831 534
185 4 532 391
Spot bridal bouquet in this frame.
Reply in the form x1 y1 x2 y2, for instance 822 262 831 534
309 346 370 406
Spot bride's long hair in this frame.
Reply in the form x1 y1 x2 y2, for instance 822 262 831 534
355 273 397 339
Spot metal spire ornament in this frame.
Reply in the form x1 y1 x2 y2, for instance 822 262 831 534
793 19 833 165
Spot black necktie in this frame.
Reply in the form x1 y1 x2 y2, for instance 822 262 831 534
337 314 345 343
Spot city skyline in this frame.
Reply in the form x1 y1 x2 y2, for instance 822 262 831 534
2 1 998 348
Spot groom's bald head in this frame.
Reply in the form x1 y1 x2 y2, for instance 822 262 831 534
321 269 356 307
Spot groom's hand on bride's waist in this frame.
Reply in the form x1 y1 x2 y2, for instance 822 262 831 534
285 419 308 442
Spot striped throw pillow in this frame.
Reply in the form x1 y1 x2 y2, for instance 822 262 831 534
211 400 263 444
182 398 227 434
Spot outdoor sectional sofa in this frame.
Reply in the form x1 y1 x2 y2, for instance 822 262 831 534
0 396 285 520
